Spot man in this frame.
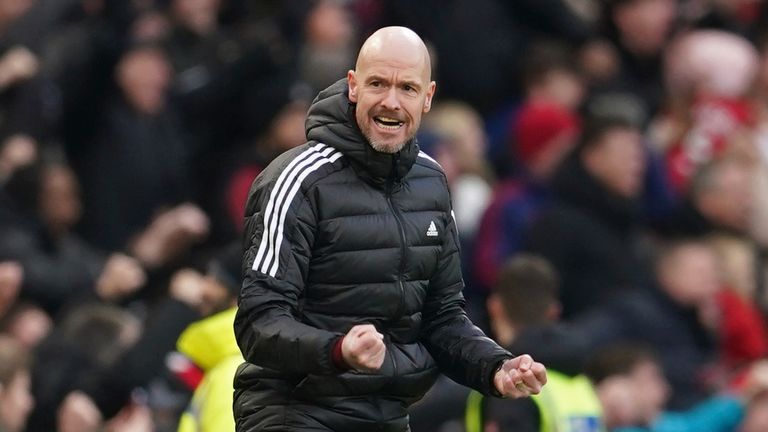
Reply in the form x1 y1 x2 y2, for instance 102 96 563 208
525 115 647 318
467 255 601 432
233 26 547 432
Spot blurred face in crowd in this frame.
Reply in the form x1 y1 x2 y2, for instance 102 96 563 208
534 69 585 111
40 165 82 235
0 369 33 432
348 27 436 154
116 47 172 115
658 243 721 306
0 0 34 26
613 0 676 57
582 127 646 198
305 0 353 49
200 275 233 317
695 161 753 232
628 360 670 424
269 102 310 153
595 376 637 428
171 0 220 35
424 102 487 174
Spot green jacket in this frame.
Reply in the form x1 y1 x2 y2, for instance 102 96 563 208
177 307 242 432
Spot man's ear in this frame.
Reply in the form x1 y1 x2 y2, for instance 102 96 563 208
423 81 436 113
347 70 358 103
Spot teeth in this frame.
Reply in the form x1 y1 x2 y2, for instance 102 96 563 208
377 116 401 123
374 116 403 130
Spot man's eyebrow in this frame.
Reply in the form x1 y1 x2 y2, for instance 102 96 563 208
365 74 388 83
401 79 421 89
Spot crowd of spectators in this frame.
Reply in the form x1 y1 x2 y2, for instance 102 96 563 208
2 0 768 431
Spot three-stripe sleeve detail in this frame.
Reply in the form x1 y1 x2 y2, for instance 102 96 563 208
252 143 342 276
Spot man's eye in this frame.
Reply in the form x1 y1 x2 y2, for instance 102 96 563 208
403 85 414 92
370 81 381 87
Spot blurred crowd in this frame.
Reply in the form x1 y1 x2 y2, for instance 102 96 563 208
1 0 768 431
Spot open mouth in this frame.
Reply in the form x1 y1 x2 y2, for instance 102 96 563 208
373 116 404 130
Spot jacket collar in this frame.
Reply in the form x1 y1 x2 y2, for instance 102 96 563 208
305 78 418 188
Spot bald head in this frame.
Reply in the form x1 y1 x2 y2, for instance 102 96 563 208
348 26 436 154
355 26 432 82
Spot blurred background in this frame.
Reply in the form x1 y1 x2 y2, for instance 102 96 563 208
2 0 768 431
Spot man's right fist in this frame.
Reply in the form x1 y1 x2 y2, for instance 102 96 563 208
341 324 386 372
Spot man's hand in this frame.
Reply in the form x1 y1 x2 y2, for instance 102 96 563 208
493 354 547 398
341 324 386 372
96 254 146 301
58 391 103 432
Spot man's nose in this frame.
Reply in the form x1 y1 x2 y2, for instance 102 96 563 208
381 87 401 110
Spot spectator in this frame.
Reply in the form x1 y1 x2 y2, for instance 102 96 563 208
27 303 141 432
467 254 600 432
526 115 647 318
78 44 209 263
596 0 678 119
474 102 579 292
0 162 145 314
586 344 745 432
656 157 754 238
577 239 724 409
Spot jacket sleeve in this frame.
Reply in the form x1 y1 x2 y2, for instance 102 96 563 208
420 205 512 396
234 176 341 376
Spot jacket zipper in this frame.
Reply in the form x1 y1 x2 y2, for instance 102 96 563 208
386 155 407 328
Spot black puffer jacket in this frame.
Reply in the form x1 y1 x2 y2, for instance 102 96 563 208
233 79 511 432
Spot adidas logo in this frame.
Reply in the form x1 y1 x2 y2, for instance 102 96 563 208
426 221 438 237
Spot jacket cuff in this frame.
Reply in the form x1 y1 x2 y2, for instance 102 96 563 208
487 355 514 398
331 336 350 371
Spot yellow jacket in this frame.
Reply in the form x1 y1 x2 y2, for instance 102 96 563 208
177 307 242 432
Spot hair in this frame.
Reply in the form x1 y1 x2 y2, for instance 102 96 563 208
57 303 140 368
0 335 30 386
689 156 747 197
576 115 639 155
584 343 659 385
4 160 72 217
653 236 707 263
521 40 579 90
494 254 559 326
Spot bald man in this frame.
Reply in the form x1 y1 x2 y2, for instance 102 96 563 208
234 27 546 432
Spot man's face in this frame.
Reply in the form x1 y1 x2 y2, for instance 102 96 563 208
697 162 753 231
348 44 435 154
628 360 670 424
583 127 646 198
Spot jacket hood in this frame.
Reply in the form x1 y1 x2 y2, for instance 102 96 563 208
305 78 419 185
177 307 241 371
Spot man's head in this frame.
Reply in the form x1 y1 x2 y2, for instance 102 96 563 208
691 157 753 232
655 239 721 307
487 254 560 346
348 26 436 154
585 344 670 429
578 116 646 199
116 45 172 116
609 0 676 57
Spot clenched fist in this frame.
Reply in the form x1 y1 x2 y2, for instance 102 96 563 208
493 354 547 398
341 324 386 372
